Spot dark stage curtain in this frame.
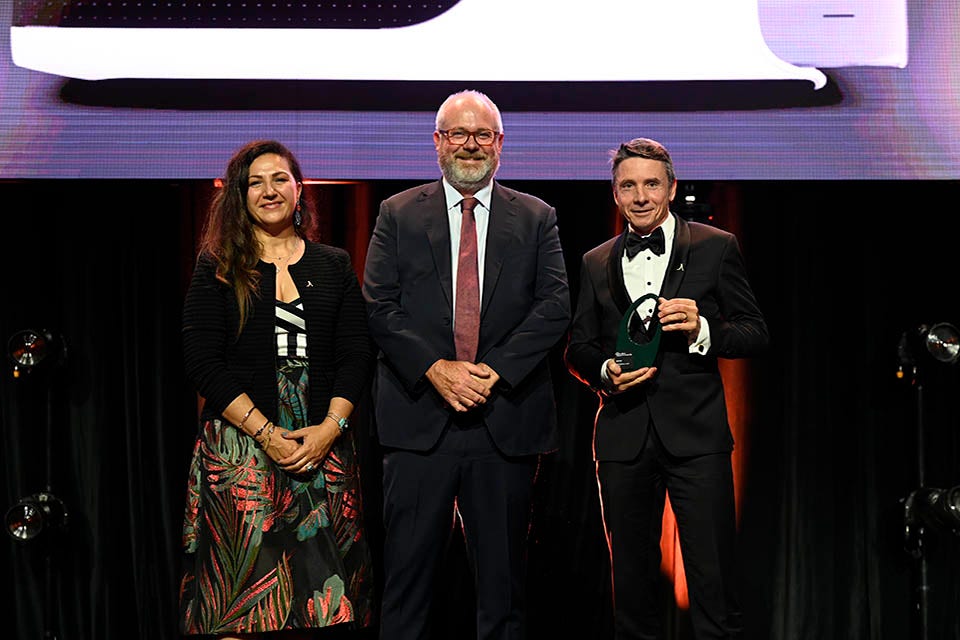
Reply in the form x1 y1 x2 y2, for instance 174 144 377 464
1 180 204 640
2 179 958 640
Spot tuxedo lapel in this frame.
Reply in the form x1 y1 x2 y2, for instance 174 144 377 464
607 230 632 315
660 213 690 300
421 183 454 312
480 183 517 318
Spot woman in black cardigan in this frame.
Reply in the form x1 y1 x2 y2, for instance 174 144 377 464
179 140 375 638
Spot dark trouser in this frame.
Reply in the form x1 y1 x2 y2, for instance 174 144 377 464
597 431 742 640
379 420 538 640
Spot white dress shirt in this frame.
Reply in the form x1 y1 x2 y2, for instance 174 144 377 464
601 213 711 385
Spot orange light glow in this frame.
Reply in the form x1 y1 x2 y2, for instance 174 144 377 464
660 358 750 609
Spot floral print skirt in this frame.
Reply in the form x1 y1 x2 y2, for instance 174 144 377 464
179 358 373 634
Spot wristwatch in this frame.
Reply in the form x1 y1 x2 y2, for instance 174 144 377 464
326 412 350 434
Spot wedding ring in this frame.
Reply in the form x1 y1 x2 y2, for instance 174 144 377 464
304 462 315 472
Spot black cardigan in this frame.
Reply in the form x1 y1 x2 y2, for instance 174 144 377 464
182 241 373 425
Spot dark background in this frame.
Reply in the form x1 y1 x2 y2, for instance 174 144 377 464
2 177 958 639
3 1 960 638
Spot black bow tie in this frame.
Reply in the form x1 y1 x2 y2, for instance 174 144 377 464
624 227 665 259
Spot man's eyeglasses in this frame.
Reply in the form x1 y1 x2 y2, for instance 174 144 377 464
438 129 500 146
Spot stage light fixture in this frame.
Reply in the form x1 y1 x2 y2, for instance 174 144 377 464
6 328 70 545
8 329 65 378
896 322 959 382
897 320 959 640
905 486 960 538
5 492 68 543
922 322 959 364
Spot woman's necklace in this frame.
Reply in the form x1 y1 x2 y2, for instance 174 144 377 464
264 239 300 262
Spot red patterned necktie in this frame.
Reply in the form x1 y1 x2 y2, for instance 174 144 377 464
455 197 480 362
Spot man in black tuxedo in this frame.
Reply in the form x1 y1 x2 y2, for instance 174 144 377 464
565 138 768 639
362 90 570 640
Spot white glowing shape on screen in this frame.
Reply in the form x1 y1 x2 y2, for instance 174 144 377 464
759 0 908 68
9 0 904 85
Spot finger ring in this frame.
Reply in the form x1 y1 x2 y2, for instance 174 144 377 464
304 462 315 472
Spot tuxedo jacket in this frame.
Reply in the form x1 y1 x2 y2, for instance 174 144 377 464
565 213 768 461
362 180 571 457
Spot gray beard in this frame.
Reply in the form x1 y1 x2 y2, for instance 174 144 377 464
440 156 498 193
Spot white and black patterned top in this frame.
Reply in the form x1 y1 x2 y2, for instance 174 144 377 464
275 298 308 358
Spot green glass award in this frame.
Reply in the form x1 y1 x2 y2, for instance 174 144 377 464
613 294 661 371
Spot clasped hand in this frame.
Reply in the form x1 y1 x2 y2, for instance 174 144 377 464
426 359 499 412
269 421 340 476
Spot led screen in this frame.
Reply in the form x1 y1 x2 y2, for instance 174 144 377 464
1 1 958 180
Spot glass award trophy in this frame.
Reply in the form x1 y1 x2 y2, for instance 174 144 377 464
613 294 661 371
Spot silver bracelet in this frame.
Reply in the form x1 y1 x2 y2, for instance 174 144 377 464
326 411 350 434
237 406 256 430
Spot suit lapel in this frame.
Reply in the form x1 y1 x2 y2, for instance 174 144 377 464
480 183 517 318
421 182 455 311
660 213 690 300
607 231 632 315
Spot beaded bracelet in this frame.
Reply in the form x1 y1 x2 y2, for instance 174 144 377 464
237 406 256 430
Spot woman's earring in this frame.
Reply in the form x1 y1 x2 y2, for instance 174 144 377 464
294 199 303 227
